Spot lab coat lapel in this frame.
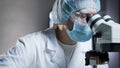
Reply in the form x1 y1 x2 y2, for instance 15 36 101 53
51 44 66 68
45 28 66 68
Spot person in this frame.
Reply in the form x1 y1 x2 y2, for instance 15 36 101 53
0 0 108 68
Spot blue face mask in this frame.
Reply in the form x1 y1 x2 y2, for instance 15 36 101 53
67 21 93 42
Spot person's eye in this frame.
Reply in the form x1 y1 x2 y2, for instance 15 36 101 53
75 12 81 17
80 13 87 18
74 12 87 18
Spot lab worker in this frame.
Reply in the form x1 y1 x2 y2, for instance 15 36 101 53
0 0 108 68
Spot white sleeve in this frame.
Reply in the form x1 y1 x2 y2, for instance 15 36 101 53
0 39 32 68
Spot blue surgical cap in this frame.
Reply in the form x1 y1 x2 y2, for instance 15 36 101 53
51 0 101 24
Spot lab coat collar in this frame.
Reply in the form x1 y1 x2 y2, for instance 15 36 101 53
45 28 66 68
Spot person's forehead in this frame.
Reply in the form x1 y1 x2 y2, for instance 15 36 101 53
79 8 97 13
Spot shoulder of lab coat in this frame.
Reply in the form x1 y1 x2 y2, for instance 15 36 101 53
0 28 55 68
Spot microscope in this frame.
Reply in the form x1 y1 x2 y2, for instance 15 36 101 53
85 14 120 66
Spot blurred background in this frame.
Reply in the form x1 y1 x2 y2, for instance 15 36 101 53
0 0 119 68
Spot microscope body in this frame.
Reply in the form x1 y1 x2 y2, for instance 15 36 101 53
94 19 120 52
85 14 120 66
90 14 120 52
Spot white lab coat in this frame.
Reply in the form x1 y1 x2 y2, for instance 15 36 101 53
0 28 108 68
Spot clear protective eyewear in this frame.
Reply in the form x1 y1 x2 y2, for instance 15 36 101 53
72 11 97 19
70 10 97 23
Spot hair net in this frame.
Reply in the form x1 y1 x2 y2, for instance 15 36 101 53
51 0 101 24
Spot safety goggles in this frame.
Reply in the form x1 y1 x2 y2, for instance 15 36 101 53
71 11 97 19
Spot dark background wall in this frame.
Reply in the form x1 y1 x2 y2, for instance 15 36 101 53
0 0 120 68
